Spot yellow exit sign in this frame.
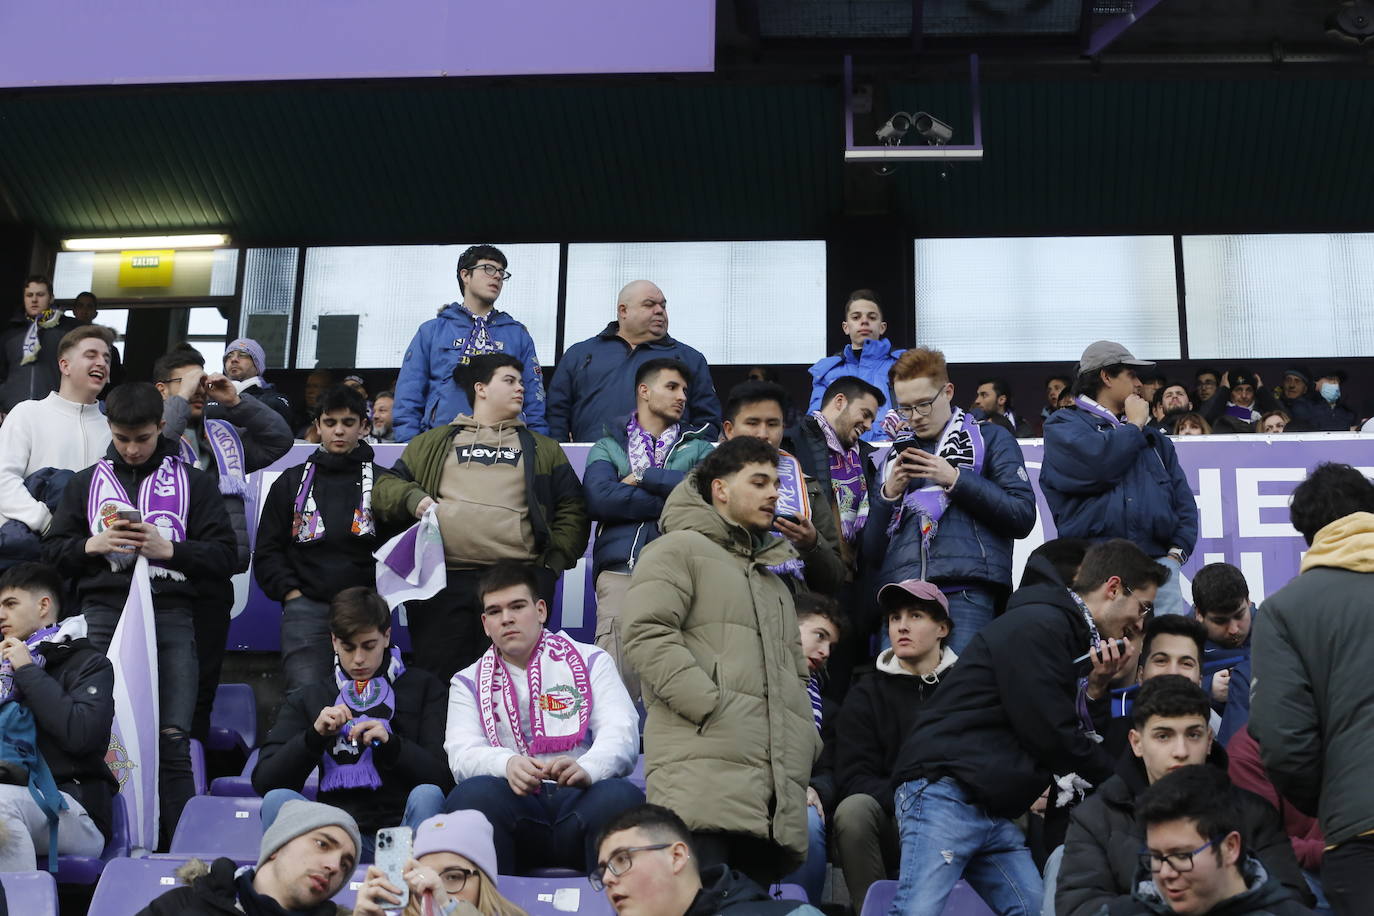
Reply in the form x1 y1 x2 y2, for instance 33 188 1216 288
117 249 175 287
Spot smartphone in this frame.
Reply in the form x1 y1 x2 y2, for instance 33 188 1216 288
116 510 142 524
1073 638 1129 665
375 826 413 909
773 513 800 526
890 437 920 456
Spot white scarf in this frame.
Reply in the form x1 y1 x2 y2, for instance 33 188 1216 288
475 630 593 756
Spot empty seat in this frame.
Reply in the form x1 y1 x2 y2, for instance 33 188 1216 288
190 737 207 796
500 874 616 916
207 683 258 754
860 880 995 916
628 754 645 791
0 869 58 916
167 796 264 865
88 857 192 916
209 748 319 800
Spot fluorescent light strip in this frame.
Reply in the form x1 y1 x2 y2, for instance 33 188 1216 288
62 234 229 251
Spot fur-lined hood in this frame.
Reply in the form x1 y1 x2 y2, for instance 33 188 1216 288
171 857 353 915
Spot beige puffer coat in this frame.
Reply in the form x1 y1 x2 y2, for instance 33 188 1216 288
621 472 821 871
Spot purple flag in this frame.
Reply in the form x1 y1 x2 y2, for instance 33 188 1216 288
373 506 447 610
106 558 160 852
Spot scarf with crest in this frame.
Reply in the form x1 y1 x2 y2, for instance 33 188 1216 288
320 647 404 791
883 407 985 542
626 413 681 477
87 456 188 580
292 449 375 542
19 309 63 366
476 629 592 756
0 624 60 704
810 411 868 544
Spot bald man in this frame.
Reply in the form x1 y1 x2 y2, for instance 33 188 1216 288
547 280 720 442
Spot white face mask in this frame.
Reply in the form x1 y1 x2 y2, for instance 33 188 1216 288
1321 382 1341 404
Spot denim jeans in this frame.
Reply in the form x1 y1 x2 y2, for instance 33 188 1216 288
890 778 1043 916
781 805 827 903
944 588 997 655
262 784 446 863
445 775 644 874
280 594 335 696
85 603 198 846
1151 555 1189 617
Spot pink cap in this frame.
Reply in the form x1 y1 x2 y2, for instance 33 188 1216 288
876 579 950 618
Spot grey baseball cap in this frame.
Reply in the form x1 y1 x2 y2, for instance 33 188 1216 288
1077 340 1155 376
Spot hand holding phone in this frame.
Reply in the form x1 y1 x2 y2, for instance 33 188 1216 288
374 827 413 910
1073 638 1129 665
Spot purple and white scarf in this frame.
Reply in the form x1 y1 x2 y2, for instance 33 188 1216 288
810 411 868 544
19 309 63 366
767 450 810 579
293 455 375 543
320 648 404 792
1073 395 1123 427
87 457 189 580
806 675 823 735
456 305 494 366
883 407 984 542
0 624 60 704
177 419 248 498
476 630 592 756
1226 402 1261 423
626 414 681 477
1067 588 1107 745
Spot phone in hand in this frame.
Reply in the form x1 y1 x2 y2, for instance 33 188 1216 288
773 513 800 526
375 826 413 909
116 510 142 524
1073 638 1129 665
890 436 920 456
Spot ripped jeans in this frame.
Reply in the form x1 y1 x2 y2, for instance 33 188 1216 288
888 777 1042 916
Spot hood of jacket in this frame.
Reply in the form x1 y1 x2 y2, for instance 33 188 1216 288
876 644 958 679
660 470 798 568
1300 511 1374 574
1107 740 1232 805
173 858 350 915
686 864 781 915
438 301 514 327
1129 855 1295 915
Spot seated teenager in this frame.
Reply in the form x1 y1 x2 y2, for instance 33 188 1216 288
1101 614 1220 759
354 810 531 916
255 384 388 694
1127 765 1313 915
444 562 643 874
253 587 451 862
1056 676 1309 916
1192 562 1255 745
42 381 236 845
593 803 824 916
0 561 115 871
137 799 360 915
832 579 956 913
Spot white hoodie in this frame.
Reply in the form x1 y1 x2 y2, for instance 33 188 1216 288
875 644 959 680
0 392 110 533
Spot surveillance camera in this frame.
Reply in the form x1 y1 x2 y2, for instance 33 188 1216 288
876 112 914 145
912 112 954 146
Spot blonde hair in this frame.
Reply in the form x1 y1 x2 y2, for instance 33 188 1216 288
889 347 949 387
404 870 529 916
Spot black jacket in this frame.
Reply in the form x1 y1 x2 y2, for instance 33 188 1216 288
253 444 386 603
13 625 118 841
42 437 238 611
685 864 821 916
137 857 346 915
0 313 80 412
1106 856 1313 915
785 416 878 576
1057 748 1310 916
836 650 953 815
252 667 453 835
890 556 1114 818
237 382 294 429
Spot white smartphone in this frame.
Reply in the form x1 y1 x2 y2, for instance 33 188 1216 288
375 826 413 910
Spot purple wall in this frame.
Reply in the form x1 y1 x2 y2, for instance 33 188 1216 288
0 1 714 88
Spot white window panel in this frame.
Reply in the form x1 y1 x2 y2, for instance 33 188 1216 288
52 251 96 299
297 245 559 369
914 236 1180 363
1184 233 1374 360
564 241 827 364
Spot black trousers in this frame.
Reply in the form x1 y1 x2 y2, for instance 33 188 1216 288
1323 834 1374 916
692 831 792 890
405 565 556 683
191 585 234 743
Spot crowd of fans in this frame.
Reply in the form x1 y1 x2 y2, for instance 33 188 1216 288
0 250 1370 916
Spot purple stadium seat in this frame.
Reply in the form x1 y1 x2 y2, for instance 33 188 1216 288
860 880 896 916
500 875 616 916
628 754 645 791
88 856 191 916
209 748 319 800
770 883 807 901
191 737 207 796
860 880 994 916
0 870 58 915
207 683 258 754
166 795 264 865
47 792 129 885
331 864 371 909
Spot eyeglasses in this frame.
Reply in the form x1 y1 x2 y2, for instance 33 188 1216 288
588 844 671 891
894 391 947 418
438 866 480 893
1123 584 1154 617
1138 837 1220 874
466 264 512 281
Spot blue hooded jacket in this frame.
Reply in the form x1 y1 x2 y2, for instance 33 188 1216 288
392 303 546 441
547 322 720 442
807 338 905 442
1040 405 1198 558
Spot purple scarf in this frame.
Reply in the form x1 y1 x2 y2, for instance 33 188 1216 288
87 456 188 580
626 413 681 477
767 450 810 579
476 630 593 756
320 648 404 792
0 624 59 704
292 453 375 543
177 419 248 498
809 411 868 544
1073 395 1123 427
884 408 984 542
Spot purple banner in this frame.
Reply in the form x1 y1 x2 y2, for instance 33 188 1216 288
228 434 1374 652
0 1 714 88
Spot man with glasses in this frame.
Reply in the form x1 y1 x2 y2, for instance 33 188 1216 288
1121 765 1312 914
1042 341 1198 618
591 804 824 916
884 539 1166 916
864 347 1036 653
393 244 548 441
1056 677 1308 916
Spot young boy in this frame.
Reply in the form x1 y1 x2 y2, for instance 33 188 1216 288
255 385 389 694
0 561 115 870
806 290 904 440
43 382 236 843
253 587 451 861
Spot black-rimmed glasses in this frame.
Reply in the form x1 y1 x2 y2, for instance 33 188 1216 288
1138 837 1220 874
466 264 512 281
894 390 947 419
1123 584 1155 617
